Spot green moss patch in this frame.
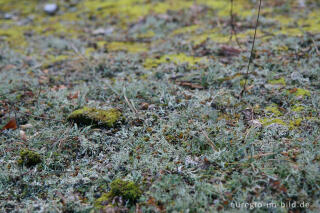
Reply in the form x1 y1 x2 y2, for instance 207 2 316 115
94 179 142 208
17 149 42 167
67 107 123 128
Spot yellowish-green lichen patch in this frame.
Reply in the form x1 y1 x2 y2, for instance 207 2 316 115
198 0 253 17
42 54 70 68
106 42 148 53
83 0 193 27
94 179 142 208
291 105 305 112
137 30 155 39
265 105 282 117
260 118 286 126
144 53 206 69
289 118 303 129
17 149 42 167
67 107 123 128
171 25 201 36
288 88 311 97
189 29 230 45
268 77 286 86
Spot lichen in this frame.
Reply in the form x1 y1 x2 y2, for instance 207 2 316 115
171 25 201 36
268 77 286 86
265 105 282 117
67 107 123 127
260 118 286 126
288 88 311 97
291 105 305 112
94 179 142 208
17 149 42 167
289 118 303 129
107 42 148 53
144 53 206 69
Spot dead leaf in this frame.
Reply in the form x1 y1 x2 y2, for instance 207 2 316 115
289 88 298 93
67 91 79 100
176 81 204 89
218 45 241 57
2 119 17 131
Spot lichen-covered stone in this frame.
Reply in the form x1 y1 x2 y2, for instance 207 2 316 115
17 149 42 167
94 179 142 208
67 107 122 127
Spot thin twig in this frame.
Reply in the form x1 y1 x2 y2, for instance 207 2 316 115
311 37 320 56
229 0 243 49
123 87 138 115
202 130 217 152
240 0 262 97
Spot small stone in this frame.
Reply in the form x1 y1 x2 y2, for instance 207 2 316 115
92 27 114 35
21 123 33 129
44 4 58 15
140 102 149 110
67 107 123 128
4 13 13 19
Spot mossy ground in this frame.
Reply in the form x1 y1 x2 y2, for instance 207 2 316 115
67 107 123 128
1 0 320 212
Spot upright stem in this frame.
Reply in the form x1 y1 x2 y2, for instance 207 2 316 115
240 0 262 97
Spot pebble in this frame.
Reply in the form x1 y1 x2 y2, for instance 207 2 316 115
44 4 58 15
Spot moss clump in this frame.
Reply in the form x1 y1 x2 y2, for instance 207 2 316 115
94 179 142 208
17 149 42 167
67 107 122 128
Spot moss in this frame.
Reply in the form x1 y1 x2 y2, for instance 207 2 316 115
291 105 305 112
94 179 142 208
144 53 206 69
289 118 303 129
265 105 282 117
42 55 70 68
67 107 123 128
171 25 201 36
107 42 148 53
288 88 311 97
260 118 286 126
268 77 286 86
17 149 42 167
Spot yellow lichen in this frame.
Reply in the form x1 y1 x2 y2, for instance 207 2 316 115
107 42 148 53
268 77 286 86
291 105 304 112
289 88 311 97
265 105 282 117
144 53 206 69
171 25 201 36
260 118 286 126
289 118 303 129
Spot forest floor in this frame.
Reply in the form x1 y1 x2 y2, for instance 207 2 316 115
1 0 320 212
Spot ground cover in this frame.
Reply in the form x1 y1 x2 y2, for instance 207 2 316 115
0 0 320 212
